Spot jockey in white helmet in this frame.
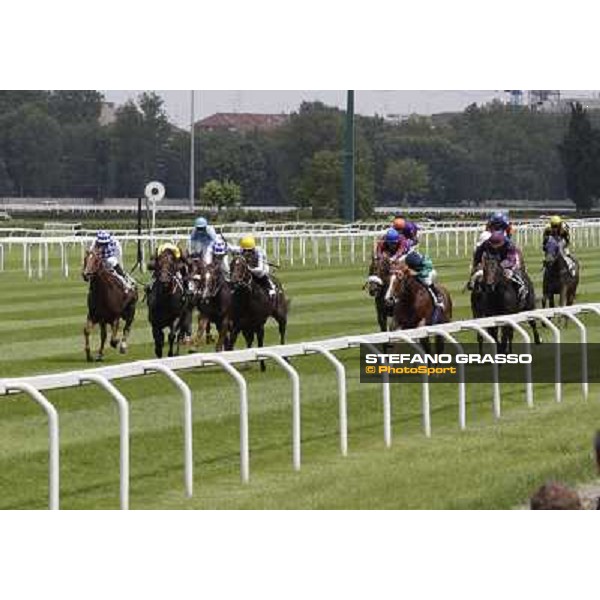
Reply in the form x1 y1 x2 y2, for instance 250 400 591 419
90 230 134 290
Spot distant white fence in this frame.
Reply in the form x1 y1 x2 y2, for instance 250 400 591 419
1 304 598 510
1 218 600 277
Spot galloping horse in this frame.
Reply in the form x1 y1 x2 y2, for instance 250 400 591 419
474 254 541 352
542 236 579 309
365 255 394 331
387 262 452 351
147 249 187 358
188 259 233 351
82 250 138 362
229 254 290 371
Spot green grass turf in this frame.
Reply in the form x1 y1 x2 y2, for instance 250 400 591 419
1 238 600 509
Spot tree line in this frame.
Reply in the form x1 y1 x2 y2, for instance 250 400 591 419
0 90 598 215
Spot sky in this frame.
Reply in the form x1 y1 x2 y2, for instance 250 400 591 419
102 90 512 127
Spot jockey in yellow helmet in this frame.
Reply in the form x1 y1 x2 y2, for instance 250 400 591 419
233 235 277 298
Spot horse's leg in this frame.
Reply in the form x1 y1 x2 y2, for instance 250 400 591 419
97 322 107 361
529 319 541 345
257 326 266 372
195 315 209 346
153 326 164 359
109 319 120 348
119 301 136 354
376 296 386 331
83 318 95 362
168 325 176 357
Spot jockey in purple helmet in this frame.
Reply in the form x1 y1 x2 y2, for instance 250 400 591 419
375 228 411 261
472 231 527 302
486 211 514 238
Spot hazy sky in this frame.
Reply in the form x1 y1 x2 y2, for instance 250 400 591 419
102 90 505 126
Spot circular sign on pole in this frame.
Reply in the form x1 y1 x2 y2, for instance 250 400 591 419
145 181 165 203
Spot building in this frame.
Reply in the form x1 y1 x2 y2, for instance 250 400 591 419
195 112 289 133
98 101 117 126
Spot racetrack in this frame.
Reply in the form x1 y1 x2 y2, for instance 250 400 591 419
1 242 600 509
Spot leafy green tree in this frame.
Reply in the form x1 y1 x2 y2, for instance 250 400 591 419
384 158 430 204
200 178 242 210
558 102 600 211
2 104 62 196
48 91 103 124
297 150 342 217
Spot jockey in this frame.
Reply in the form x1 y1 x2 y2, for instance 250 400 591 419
146 242 187 291
404 251 443 307
375 228 411 261
391 215 419 247
205 236 230 280
543 215 575 275
90 230 134 290
473 231 527 303
233 235 277 298
486 211 514 238
189 216 218 260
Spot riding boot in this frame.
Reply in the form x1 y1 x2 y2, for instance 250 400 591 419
428 284 444 308
511 274 528 304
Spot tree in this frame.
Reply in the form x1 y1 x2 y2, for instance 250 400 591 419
296 150 342 217
200 178 242 211
383 158 430 204
558 102 600 211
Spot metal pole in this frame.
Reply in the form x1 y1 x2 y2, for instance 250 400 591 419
190 90 195 212
342 90 355 222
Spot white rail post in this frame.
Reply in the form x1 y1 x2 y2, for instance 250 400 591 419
303 343 348 456
532 314 561 403
256 350 301 471
460 323 502 419
388 332 432 438
497 317 533 407
78 374 130 510
5 382 60 510
0 243 4 271
426 328 467 430
348 337 392 447
143 363 193 498
556 308 588 400
195 355 250 483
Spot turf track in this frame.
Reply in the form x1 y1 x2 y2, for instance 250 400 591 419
1 240 600 509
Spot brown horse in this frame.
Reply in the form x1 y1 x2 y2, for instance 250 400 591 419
82 251 138 362
388 263 453 329
542 236 579 309
188 259 233 351
229 255 290 371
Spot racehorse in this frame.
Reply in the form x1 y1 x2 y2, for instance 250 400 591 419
387 262 453 352
187 259 233 351
365 254 394 331
542 236 579 309
82 250 138 362
474 254 541 352
229 254 290 371
146 249 187 358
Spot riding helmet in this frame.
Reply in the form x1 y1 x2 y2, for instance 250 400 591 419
489 211 507 226
194 217 208 228
392 217 406 231
240 236 256 250
96 230 111 244
213 240 227 255
550 215 562 227
385 228 400 243
405 252 424 270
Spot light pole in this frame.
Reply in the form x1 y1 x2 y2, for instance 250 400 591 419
189 90 195 212
342 90 355 222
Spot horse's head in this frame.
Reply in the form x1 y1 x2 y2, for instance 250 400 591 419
82 250 102 281
366 255 391 296
156 250 177 286
481 254 504 291
544 236 561 266
230 255 252 289
197 262 222 301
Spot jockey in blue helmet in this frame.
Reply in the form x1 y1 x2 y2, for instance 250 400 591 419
486 211 513 238
189 216 218 260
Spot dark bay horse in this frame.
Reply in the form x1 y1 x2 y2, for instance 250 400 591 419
474 254 541 352
542 236 579 309
147 250 187 358
365 255 394 331
82 251 138 362
188 259 233 351
229 255 290 371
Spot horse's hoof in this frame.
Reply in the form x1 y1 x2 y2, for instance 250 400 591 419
95 354 104 362
86 352 93 363
110 339 119 349
119 344 127 354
